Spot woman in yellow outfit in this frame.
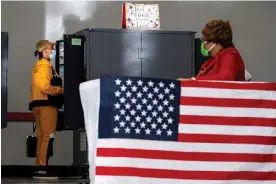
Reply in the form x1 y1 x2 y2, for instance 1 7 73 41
29 40 64 179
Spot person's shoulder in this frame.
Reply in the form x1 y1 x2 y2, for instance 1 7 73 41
221 47 240 56
35 58 52 67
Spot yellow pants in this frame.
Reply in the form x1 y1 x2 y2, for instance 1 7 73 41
32 106 58 166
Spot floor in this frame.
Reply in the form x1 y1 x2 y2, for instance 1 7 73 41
1 178 89 184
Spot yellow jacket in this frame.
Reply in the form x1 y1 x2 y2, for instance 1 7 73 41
29 59 63 104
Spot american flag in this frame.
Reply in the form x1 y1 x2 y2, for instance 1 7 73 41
94 75 276 184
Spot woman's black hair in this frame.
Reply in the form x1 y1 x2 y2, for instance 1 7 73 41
34 50 43 59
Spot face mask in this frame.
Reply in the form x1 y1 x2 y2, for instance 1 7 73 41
201 42 209 57
201 41 216 57
49 50 56 60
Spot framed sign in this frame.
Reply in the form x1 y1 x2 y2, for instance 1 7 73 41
122 3 160 30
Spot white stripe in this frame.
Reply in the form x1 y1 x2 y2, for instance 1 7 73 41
97 139 276 154
181 87 276 101
96 157 275 172
180 105 276 118
95 176 276 184
178 124 276 137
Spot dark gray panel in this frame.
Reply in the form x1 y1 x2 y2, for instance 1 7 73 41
88 31 142 80
64 35 85 130
72 129 88 166
1 32 8 129
141 33 195 79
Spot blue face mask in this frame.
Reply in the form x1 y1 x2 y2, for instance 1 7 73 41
49 50 56 60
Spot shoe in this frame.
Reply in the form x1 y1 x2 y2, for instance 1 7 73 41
33 170 58 180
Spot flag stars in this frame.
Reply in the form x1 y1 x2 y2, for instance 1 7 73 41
158 82 164 88
126 79 132 85
135 116 141 122
158 105 163 111
153 87 159 93
169 94 175 100
141 110 147 116
115 79 121 85
120 109 126 115
162 123 168 129
148 81 154 87
113 78 178 138
140 122 146 128
168 106 174 112
130 121 136 127
164 88 170 94
147 93 153 99
145 128 151 135
132 86 138 92
143 86 149 92
125 115 131 121
120 97 126 103
163 111 168 118
115 91 121 97
113 126 120 133
146 117 152 123
142 98 148 104
120 85 127 91
114 103 120 109
114 115 120 121
151 123 157 129
163 100 169 106
126 91 132 97
135 127 141 134
147 104 153 111
167 129 173 136
125 127 131 133
137 92 142 98
169 82 175 88
157 117 162 123
131 98 137 104
119 121 126 127
136 104 142 110
125 103 131 109
152 111 158 117
130 109 136 115
158 94 164 100
137 80 143 86
156 129 162 135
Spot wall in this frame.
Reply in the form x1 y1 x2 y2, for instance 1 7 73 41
2 1 276 165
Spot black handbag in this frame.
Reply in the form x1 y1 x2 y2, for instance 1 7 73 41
26 120 54 158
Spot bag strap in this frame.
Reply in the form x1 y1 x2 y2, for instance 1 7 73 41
32 120 36 133
32 114 36 135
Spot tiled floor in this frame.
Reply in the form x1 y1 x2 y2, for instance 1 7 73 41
1 178 89 184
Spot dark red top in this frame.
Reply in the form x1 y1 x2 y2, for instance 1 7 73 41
195 47 245 81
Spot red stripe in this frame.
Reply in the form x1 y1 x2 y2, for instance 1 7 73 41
178 134 276 145
179 115 276 127
180 97 276 109
7 112 34 121
96 166 276 180
97 148 276 163
181 80 276 91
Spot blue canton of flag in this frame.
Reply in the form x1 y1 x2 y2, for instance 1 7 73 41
99 75 181 141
